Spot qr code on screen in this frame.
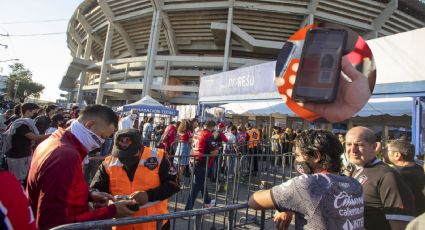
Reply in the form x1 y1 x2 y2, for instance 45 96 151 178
318 71 332 83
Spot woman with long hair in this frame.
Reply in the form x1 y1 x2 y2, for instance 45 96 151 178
173 119 192 181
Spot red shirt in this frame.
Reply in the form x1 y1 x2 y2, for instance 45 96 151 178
179 131 190 142
0 170 37 230
192 129 217 165
27 129 116 230
162 125 177 148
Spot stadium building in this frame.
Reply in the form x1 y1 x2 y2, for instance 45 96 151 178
60 0 425 106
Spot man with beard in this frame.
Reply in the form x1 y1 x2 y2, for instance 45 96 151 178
383 139 425 216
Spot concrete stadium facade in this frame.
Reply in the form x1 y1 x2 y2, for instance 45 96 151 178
60 0 425 106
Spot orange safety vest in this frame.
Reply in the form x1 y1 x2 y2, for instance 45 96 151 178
104 147 168 230
247 128 260 148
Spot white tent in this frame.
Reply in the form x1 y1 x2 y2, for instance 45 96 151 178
222 97 413 118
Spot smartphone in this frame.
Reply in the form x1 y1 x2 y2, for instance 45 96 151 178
292 28 347 103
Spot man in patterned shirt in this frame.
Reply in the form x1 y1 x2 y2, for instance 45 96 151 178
249 130 364 230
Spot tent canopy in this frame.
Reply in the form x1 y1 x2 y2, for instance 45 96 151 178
199 28 425 104
118 95 179 116
222 97 413 118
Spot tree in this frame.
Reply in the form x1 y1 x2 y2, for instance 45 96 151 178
6 63 45 103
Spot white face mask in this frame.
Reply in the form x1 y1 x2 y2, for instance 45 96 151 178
70 120 105 152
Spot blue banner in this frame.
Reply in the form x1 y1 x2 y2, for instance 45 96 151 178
122 105 179 116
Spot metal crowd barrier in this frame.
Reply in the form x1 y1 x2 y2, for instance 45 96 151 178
53 203 253 230
81 139 296 229
168 139 295 230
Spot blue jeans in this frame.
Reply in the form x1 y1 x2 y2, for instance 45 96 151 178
185 164 211 210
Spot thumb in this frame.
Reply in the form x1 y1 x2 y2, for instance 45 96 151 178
341 56 365 82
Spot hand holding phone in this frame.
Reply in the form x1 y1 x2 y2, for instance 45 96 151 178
294 56 371 123
293 28 347 103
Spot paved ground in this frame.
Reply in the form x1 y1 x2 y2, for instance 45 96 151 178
165 162 296 230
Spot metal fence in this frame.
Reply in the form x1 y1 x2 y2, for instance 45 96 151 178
52 203 253 230
70 139 296 230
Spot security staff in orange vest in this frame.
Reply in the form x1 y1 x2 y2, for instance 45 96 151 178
91 129 180 230
246 123 260 175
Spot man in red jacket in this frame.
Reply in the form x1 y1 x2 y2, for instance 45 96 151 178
27 105 137 230
185 120 218 210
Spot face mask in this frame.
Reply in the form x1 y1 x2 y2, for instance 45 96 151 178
70 120 105 152
31 113 38 119
294 160 313 174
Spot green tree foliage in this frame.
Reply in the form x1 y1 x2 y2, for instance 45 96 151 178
6 63 45 103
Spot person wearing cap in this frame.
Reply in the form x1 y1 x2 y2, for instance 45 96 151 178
185 120 219 211
90 129 180 230
118 110 138 130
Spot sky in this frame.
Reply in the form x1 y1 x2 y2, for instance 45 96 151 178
0 0 81 102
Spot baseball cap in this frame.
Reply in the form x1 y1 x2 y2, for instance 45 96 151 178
218 122 225 129
111 129 142 158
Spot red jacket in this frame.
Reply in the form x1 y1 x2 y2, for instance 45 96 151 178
192 129 217 165
161 125 176 149
27 129 116 230
0 170 37 230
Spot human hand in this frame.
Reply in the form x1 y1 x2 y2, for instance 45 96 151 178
294 55 372 123
90 191 114 208
114 200 138 218
130 191 149 206
274 211 294 230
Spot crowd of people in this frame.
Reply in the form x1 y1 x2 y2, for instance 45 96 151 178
0 103 424 230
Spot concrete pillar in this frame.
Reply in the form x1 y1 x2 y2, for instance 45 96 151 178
95 23 114 104
163 61 170 95
124 63 129 82
68 91 76 103
142 10 162 98
76 44 83 59
77 36 93 105
222 0 234 71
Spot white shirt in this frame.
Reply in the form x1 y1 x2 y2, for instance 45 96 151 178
119 116 134 130
143 122 154 139
224 132 236 153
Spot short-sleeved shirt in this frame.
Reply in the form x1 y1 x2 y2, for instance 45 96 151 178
271 173 364 230
352 159 416 229
7 124 32 158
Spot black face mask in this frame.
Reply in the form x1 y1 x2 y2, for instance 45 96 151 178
31 114 38 119
294 160 313 174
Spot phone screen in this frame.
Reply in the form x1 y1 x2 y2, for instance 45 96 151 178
293 28 347 102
